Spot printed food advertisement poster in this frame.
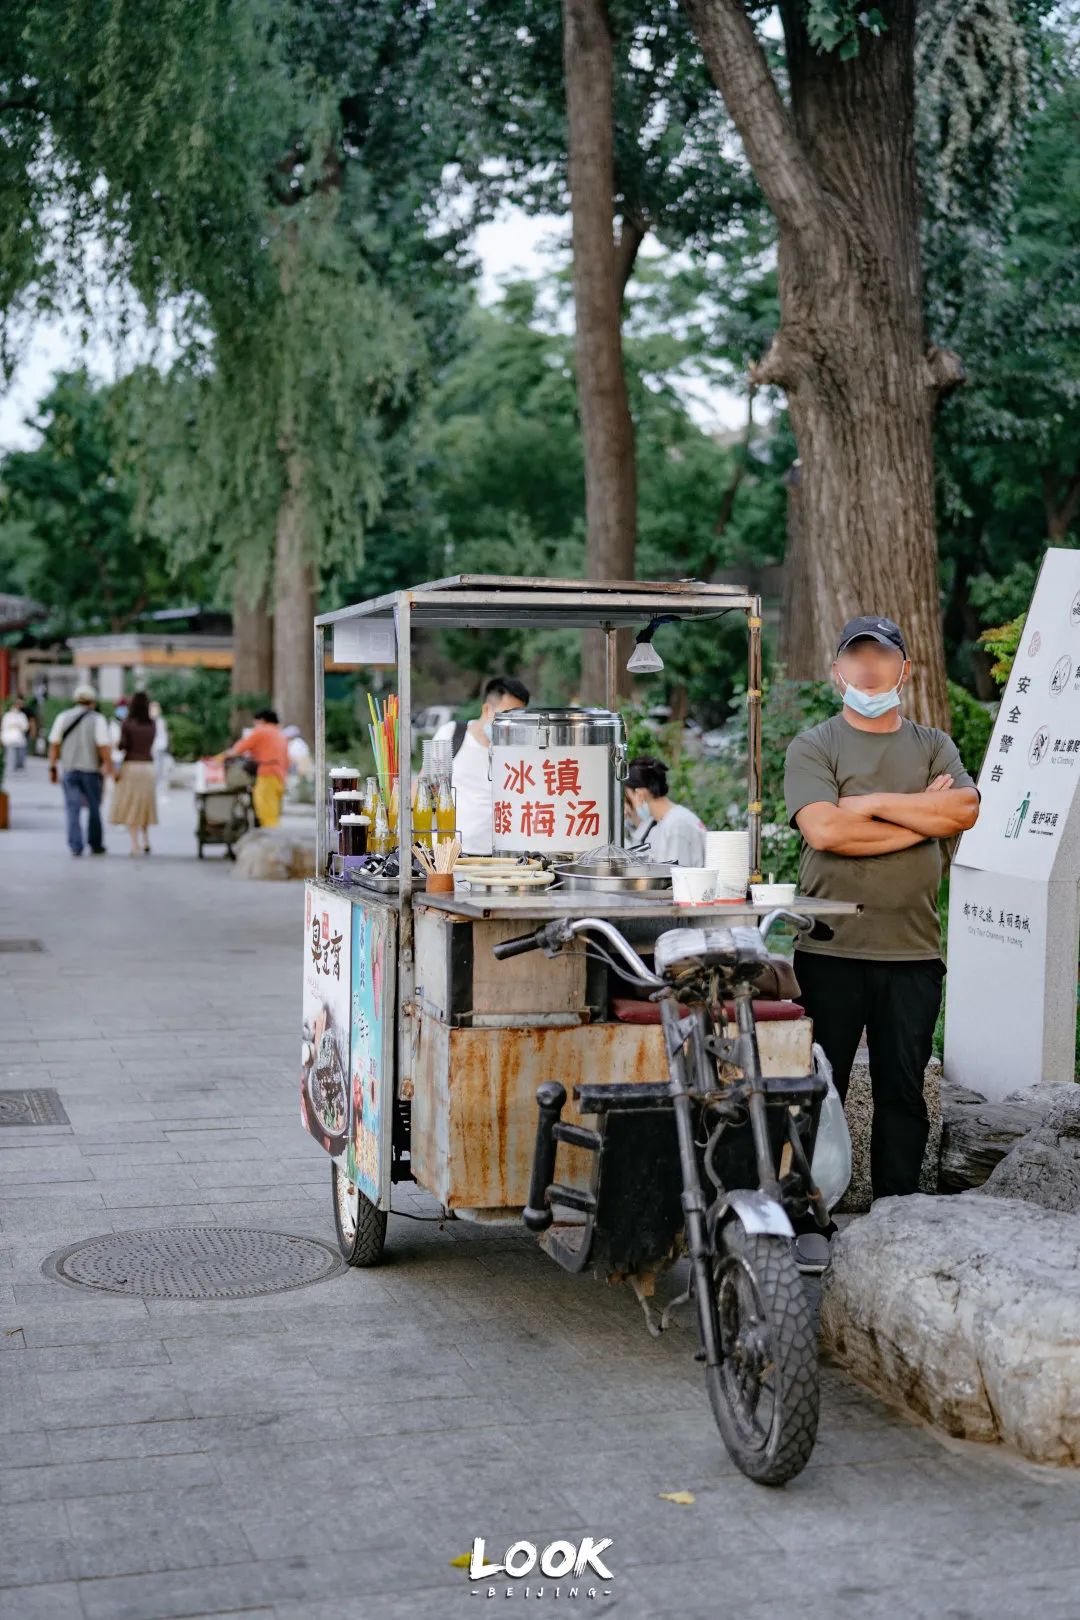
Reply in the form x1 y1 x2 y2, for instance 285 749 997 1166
346 901 394 1205
300 884 353 1160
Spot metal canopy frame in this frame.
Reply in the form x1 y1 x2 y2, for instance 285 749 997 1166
313 574 763 913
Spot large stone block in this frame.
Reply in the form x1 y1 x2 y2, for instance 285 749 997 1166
232 827 315 881
938 1079 1080 1193
821 1192 1080 1465
978 1085 1080 1213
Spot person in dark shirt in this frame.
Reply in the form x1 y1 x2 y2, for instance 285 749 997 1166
109 690 159 856
784 616 980 1213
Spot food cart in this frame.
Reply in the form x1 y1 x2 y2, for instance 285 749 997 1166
300 576 857 1484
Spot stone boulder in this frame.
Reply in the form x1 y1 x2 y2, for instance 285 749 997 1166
835 1053 941 1214
821 1193 1080 1464
978 1086 1080 1213
232 826 315 880
938 1080 1080 1193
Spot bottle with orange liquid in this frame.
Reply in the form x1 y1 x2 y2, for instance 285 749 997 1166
413 776 433 851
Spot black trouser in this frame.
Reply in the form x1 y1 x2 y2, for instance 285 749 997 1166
793 951 945 1201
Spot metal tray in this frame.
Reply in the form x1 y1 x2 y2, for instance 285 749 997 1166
462 873 557 895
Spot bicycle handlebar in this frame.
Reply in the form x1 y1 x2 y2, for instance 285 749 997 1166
492 908 834 980
492 929 547 961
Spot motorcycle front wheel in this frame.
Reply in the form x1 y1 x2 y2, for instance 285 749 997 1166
705 1220 819 1485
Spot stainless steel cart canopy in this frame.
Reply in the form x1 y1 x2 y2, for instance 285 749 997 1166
313 574 764 896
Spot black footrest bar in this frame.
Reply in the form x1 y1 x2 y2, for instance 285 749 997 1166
546 1182 598 1215
553 1122 602 1151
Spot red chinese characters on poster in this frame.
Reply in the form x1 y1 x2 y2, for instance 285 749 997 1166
492 745 611 853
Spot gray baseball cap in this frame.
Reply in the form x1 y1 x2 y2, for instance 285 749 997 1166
836 615 907 657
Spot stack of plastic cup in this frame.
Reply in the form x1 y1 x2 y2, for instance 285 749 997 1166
705 830 750 900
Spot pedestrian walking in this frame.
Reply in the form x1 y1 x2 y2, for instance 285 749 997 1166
1 699 29 773
109 690 159 856
226 708 289 827
784 614 980 1207
149 700 171 804
47 683 113 856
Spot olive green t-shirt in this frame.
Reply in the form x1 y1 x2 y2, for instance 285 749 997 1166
783 714 975 961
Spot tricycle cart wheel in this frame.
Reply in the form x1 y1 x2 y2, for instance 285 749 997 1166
331 1162 387 1266
705 1222 819 1486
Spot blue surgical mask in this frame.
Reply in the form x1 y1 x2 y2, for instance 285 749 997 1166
482 720 493 741
636 801 652 824
839 675 903 719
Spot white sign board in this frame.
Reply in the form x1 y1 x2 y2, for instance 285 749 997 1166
299 884 353 1160
332 617 396 667
945 550 1080 1097
491 744 612 854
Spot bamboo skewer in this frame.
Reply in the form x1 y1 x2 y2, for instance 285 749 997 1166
433 836 460 875
412 842 436 876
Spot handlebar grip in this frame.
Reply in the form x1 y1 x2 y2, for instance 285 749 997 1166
492 930 544 961
808 919 834 942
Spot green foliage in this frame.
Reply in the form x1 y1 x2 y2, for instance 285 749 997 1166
979 614 1027 687
144 670 269 759
946 680 994 774
931 36 1080 683
0 372 206 635
805 2 886 58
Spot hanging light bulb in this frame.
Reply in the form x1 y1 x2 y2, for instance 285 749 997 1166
626 615 674 675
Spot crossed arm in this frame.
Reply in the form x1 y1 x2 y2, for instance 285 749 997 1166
796 774 980 855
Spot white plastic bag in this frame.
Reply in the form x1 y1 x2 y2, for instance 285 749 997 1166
809 1043 852 1211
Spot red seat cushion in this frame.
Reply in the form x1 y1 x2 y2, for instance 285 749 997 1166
612 997 804 1026
721 999 804 1022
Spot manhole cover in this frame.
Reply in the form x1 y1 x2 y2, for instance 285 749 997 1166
0 939 44 953
44 1228 347 1299
0 1089 69 1126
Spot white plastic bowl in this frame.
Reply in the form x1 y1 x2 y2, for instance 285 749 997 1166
750 881 797 907
672 867 717 905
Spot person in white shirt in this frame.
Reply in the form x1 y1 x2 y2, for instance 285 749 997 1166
47 684 114 856
432 675 530 854
1 701 29 773
149 700 171 802
624 754 706 867
281 724 314 780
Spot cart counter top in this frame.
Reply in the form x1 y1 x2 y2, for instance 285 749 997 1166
412 891 860 924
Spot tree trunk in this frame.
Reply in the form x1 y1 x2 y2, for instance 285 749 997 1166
1044 465 1080 543
683 0 957 728
563 0 638 705
272 449 316 739
778 458 816 673
231 572 273 709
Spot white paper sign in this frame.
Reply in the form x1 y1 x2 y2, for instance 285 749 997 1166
945 550 1080 1098
491 744 611 854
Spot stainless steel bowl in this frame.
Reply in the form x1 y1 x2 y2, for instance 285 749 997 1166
554 859 673 894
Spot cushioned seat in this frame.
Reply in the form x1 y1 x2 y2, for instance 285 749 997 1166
612 997 804 1026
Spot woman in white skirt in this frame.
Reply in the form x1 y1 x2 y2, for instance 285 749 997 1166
109 690 159 855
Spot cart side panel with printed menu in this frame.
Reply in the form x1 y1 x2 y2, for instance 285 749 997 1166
347 895 397 1208
299 884 353 1163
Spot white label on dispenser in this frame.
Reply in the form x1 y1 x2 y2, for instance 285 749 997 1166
492 745 611 853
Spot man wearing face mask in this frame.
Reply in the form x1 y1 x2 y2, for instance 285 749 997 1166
784 615 980 1207
433 675 530 854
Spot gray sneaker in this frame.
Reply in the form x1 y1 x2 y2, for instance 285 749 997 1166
793 1231 831 1275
